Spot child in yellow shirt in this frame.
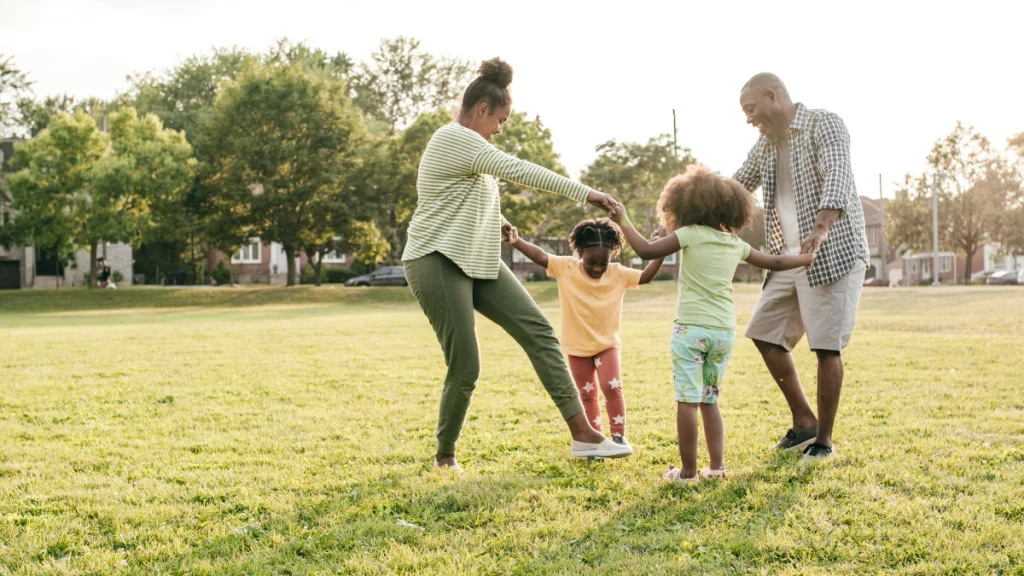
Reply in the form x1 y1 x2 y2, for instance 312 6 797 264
504 218 664 448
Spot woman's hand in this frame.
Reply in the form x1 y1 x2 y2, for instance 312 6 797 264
501 223 519 244
586 190 618 215
606 201 627 224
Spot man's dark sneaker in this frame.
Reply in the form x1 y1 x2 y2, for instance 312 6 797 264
800 442 834 463
775 425 817 452
612 435 630 447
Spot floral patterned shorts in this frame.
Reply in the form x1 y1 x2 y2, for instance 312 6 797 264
671 324 736 404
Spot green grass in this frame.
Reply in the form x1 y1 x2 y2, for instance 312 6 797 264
1 282 1023 575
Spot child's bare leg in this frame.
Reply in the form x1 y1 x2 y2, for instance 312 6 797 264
676 402 700 478
699 403 725 470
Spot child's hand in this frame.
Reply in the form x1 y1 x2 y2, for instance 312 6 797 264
801 250 817 270
650 225 666 241
501 223 519 244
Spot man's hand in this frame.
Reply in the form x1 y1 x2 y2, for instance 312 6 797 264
800 227 828 255
501 223 519 244
801 209 842 254
586 190 618 215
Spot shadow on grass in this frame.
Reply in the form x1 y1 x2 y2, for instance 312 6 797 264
514 450 815 573
121 449 815 575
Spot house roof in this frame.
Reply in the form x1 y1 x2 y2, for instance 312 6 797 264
860 196 885 226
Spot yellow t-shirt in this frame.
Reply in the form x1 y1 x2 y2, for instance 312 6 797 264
547 255 643 357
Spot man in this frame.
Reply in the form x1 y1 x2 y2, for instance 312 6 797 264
733 73 869 462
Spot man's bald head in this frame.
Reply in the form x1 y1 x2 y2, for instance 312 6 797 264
739 72 796 139
741 73 791 103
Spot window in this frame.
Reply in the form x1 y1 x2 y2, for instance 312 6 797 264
909 260 918 273
320 251 346 264
922 260 930 277
940 256 953 273
665 252 678 265
232 239 261 264
868 226 881 248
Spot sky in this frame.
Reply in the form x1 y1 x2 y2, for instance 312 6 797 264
2 0 1021 200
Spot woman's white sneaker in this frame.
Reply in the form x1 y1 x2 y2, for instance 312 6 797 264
570 438 633 458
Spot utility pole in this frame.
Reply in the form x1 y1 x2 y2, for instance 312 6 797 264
878 174 887 283
672 109 678 159
931 172 947 287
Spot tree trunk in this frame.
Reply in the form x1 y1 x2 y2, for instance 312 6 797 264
964 248 976 284
285 244 297 286
88 241 98 289
315 247 325 287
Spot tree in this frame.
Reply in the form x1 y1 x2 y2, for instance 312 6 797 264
196 59 367 286
994 132 1024 264
0 54 33 135
579 134 696 259
84 108 193 286
350 37 473 133
4 112 108 284
886 123 1022 282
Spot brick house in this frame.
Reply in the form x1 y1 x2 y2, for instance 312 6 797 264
207 239 354 285
0 138 133 289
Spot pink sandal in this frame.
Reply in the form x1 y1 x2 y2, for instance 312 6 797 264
662 466 700 485
699 467 727 480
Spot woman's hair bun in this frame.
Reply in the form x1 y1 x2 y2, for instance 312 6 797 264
478 57 513 88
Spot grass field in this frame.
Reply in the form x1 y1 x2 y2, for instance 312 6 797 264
1 282 1023 575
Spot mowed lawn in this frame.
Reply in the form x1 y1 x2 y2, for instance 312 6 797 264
1 282 1023 575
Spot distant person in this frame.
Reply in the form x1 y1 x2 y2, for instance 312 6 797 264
504 218 666 449
97 258 115 289
402 57 631 471
609 164 815 484
733 73 869 462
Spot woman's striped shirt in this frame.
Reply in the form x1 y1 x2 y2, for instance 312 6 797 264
402 122 592 279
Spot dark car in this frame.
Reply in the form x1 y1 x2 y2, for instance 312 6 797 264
345 266 407 287
986 270 1018 285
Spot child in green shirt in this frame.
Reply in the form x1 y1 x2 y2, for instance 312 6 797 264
610 164 815 484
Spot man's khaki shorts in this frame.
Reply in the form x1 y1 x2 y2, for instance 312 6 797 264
744 260 865 354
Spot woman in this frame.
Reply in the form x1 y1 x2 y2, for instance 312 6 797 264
403 57 631 471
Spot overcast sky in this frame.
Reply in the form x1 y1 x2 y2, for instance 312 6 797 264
2 0 1021 199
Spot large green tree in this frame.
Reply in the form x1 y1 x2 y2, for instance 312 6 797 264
84 108 193 286
4 112 108 284
196 59 366 286
886 123 1022 282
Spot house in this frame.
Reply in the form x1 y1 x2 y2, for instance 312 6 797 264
0 138 134 290
859 196 898 280
207 239 353 285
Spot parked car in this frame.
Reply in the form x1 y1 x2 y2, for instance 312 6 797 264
1019 270 1024 285
985 270 1018 285
344 266 407 287
863 277 890 287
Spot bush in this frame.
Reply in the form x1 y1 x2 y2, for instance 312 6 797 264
211 261 232 286
112 270 124 283
528 270 550 282
301 266 359 285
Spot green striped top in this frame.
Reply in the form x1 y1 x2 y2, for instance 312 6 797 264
402 122 592 279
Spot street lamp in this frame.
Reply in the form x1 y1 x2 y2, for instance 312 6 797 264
931 171 948 287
